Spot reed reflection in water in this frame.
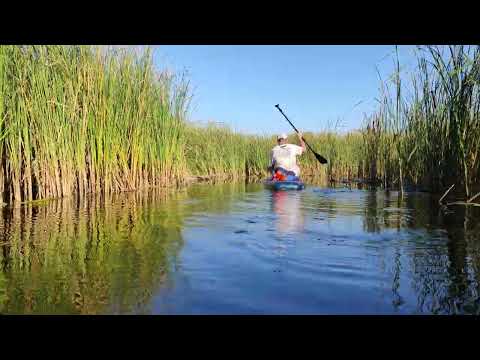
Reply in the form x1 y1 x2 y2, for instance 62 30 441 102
0 190 187 314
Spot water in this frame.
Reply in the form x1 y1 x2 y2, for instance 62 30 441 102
1 182 479 314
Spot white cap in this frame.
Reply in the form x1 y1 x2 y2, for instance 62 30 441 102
277 133 288 140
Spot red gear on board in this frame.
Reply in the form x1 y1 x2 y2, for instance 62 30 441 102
273 170 286 181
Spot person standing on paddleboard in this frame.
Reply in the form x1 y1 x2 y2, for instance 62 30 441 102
269 132 306 181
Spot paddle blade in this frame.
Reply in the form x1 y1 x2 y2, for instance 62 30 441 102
313 151 328 164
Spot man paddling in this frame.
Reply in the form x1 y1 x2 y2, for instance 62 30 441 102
269 133 306 181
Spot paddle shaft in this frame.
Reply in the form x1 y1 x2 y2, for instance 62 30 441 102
274 104 319 155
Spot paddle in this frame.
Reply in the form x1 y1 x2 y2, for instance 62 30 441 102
274 104 328 164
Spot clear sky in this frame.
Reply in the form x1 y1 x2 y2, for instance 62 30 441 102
152 45 416 135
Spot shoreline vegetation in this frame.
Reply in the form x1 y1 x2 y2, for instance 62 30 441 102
1 45 479 206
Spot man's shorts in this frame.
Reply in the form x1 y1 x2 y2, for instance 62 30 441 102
274 167 300 181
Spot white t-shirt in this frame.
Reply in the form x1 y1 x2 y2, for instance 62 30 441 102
271 144 304 175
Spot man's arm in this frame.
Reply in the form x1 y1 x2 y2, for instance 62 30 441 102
297 132 306 153
268 150 276 173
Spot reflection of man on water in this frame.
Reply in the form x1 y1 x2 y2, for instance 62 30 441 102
271 191 304 234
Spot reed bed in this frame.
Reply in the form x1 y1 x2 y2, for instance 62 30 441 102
363 45 480 197
184 122 364 182
298 131 365 181
184 122 250 180
2 45 479 204
184 122 277 180
0 45 189 204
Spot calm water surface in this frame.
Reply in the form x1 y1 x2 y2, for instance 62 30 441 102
1 182 479 314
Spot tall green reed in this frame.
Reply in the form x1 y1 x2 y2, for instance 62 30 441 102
363 45 480 196
0 45 190 204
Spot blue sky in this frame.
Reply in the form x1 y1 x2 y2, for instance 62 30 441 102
152 45 417 135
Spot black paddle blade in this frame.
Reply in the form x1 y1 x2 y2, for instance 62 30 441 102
313 151 328 164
